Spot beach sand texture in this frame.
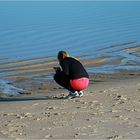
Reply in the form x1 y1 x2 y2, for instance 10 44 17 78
0 74 140 139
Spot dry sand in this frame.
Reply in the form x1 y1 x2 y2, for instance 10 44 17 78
0 73 140 139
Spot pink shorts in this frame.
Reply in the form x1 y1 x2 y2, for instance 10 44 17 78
70 77 89 91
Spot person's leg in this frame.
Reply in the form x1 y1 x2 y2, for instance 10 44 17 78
53 71 75 92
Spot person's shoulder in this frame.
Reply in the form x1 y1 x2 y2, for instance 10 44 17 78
68 57 79 61
64 57 79 63
64 57 73 61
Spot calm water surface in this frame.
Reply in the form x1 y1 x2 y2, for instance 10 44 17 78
0 1 140 78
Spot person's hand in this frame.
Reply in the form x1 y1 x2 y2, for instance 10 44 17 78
53 67 61 73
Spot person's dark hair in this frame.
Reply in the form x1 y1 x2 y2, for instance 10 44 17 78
57 51 69 61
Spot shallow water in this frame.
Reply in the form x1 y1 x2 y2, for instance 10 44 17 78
0 1 140 79
0 79 29 96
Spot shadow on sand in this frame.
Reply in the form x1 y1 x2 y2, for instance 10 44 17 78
0 96 64 102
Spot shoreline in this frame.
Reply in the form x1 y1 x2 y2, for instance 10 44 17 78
0 71 140 139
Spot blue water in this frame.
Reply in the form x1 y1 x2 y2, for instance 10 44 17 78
0 1 140 78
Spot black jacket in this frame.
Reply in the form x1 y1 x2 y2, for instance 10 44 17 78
60 57 89 79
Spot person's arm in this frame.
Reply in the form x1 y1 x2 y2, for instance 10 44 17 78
60 61 69 76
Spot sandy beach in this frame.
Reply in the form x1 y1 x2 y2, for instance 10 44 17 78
0 72 140 139
0 1 140 139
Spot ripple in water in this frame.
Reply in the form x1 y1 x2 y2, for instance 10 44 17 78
0 1 140 79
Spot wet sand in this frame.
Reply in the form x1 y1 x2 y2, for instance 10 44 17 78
0 72 140 139
0 43 140 79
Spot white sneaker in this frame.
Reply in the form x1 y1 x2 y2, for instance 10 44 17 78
78 91 84 97
65 91 79 99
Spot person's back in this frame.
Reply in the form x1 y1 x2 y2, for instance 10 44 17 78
60 57 89 79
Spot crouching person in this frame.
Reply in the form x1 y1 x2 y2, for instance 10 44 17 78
54 51 89 99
